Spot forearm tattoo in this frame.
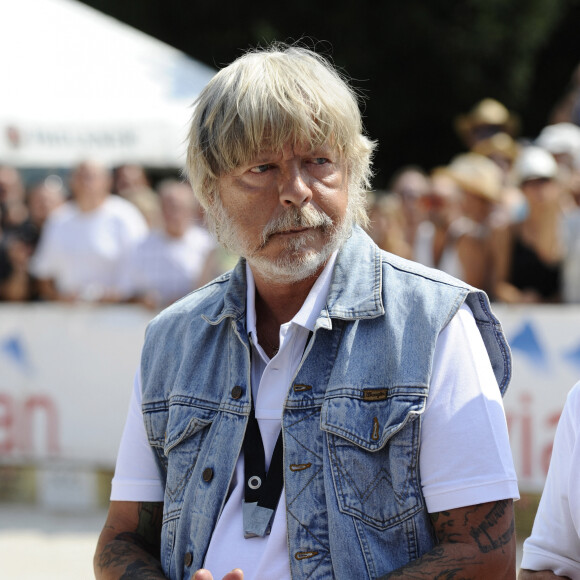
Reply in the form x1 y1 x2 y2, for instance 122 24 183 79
378 500 515 579
468 500 515 553
96 502 165 578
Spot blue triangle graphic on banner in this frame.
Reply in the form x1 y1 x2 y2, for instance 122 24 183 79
1 335 30 372
509 321 548 370
563 342 580 370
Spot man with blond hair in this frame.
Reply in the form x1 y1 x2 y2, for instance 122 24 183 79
95 44 518 580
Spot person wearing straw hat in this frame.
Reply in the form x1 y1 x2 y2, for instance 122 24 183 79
437 152 505 297
455 98 519 149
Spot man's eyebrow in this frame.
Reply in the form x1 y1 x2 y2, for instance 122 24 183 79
246 152 279 164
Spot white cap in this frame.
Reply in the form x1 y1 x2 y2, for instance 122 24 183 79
515 146 558 184
535 123 580 167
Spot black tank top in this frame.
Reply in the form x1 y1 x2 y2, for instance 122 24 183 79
509 236 561 300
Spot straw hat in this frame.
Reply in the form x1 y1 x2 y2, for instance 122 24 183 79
441 152 503 202
455 98 519 144
471 132 520 162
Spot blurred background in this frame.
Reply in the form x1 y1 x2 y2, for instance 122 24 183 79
2 0 580 577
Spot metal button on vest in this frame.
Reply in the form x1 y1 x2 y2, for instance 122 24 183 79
184 552 193 567
202 467 213 482
231 386 243 399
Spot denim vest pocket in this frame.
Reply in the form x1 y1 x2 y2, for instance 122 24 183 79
144 402 216 506
320 390 425 530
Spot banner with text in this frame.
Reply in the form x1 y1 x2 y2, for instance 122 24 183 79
1 303 579 491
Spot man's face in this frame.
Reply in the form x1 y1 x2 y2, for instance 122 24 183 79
69 162 111 203
421 174 461 227
160 186 194 237
462 190 494 224
210 142 352 283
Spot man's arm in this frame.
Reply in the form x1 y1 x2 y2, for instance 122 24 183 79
379 499 516 579
94 500 167 579
519 571 571 579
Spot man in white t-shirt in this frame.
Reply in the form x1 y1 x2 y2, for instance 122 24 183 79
30 160 147 301
94 45 519 580
519 381 580 579
117 179 218 309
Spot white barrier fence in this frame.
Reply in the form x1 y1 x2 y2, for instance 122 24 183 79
1 303 580 494
0 304 150 469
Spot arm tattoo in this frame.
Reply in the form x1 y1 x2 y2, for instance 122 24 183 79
119 560 167 580
379 546 481 578
469 499 515 553
378 500 515 579
97 541 165 575
96 502 165 577
134 502 163 554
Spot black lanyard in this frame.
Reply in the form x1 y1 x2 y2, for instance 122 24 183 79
242 401 284 538
242 330 312 538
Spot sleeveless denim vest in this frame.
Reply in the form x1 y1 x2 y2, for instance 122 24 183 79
140 226 511 579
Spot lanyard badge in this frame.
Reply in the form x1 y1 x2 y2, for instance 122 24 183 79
242 404 284 538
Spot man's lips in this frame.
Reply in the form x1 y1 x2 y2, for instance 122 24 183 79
273 227 310 235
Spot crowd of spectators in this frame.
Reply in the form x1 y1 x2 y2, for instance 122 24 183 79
0 160 222 308
1 98 580 307
366 99 580 304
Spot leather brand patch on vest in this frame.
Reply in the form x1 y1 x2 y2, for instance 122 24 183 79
362 388 388 401
294 384 312 392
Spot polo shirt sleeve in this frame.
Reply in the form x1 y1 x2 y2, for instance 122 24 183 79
419 303 520 513
110 368 165 502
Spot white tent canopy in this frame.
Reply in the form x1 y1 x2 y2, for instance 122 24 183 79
0 0 216 168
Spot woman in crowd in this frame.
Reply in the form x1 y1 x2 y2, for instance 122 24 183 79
494 146 566 303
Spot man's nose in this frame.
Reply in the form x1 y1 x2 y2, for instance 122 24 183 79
278 168 313 208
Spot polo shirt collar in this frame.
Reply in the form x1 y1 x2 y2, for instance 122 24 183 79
245 251 338 339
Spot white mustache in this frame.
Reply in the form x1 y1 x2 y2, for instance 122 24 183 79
260 206 333 246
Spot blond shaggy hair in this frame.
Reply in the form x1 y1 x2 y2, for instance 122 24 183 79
184 44 375 227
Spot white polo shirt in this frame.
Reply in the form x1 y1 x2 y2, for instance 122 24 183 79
520 382 580 577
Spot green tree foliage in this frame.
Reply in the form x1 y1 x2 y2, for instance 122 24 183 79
79 0 580 186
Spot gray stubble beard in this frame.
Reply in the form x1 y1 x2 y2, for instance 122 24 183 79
207 197 357 284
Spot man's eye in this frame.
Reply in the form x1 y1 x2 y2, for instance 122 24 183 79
249 164 271 174
312 158 329 165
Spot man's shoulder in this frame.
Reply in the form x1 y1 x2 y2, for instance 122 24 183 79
135 229 165 250
44 201 77 227
379 248 472 291
565 381 580 419
102 195 147 223
343 225 472 292
147 269 236 330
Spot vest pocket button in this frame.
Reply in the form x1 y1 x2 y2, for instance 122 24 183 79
202 467 214 482
231 386 243 399
184 552 193 567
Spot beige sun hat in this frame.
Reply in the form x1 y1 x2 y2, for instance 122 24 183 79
441 152 503 202
455 98 519 143
471 132 520 161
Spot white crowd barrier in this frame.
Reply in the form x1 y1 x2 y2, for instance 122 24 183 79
1 303 579 494
0 304 150 469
